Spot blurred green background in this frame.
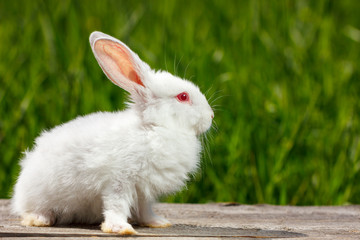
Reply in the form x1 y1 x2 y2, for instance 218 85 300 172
1 0 360 205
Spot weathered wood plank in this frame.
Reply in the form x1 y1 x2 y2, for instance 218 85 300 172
1 200 359 239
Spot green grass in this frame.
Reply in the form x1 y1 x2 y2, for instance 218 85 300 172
1 0 360 205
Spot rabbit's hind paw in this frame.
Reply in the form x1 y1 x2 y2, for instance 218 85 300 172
21 212 55 227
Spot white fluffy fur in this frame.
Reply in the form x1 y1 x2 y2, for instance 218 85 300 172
12 31 214 235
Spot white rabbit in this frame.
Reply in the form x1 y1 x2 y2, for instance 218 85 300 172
11 31 214 235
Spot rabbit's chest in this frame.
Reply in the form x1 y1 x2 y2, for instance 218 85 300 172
140 130 201 194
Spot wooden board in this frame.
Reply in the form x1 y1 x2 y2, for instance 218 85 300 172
1 200 359 239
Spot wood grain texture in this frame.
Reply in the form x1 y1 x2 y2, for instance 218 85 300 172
1 200 359 239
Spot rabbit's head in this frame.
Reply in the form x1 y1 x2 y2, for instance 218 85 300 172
90 32 214 135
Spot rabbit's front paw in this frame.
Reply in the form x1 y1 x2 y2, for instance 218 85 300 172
21 213 55 227
101 221 137 235
139 215 171 228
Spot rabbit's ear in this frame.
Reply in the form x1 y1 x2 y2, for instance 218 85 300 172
90 31 146 94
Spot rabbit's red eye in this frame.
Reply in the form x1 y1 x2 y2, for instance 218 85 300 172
176 92 190 103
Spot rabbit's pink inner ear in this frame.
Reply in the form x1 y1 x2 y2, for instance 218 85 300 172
94 39 144 87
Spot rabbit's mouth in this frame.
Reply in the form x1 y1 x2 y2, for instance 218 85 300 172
195 114 214 136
